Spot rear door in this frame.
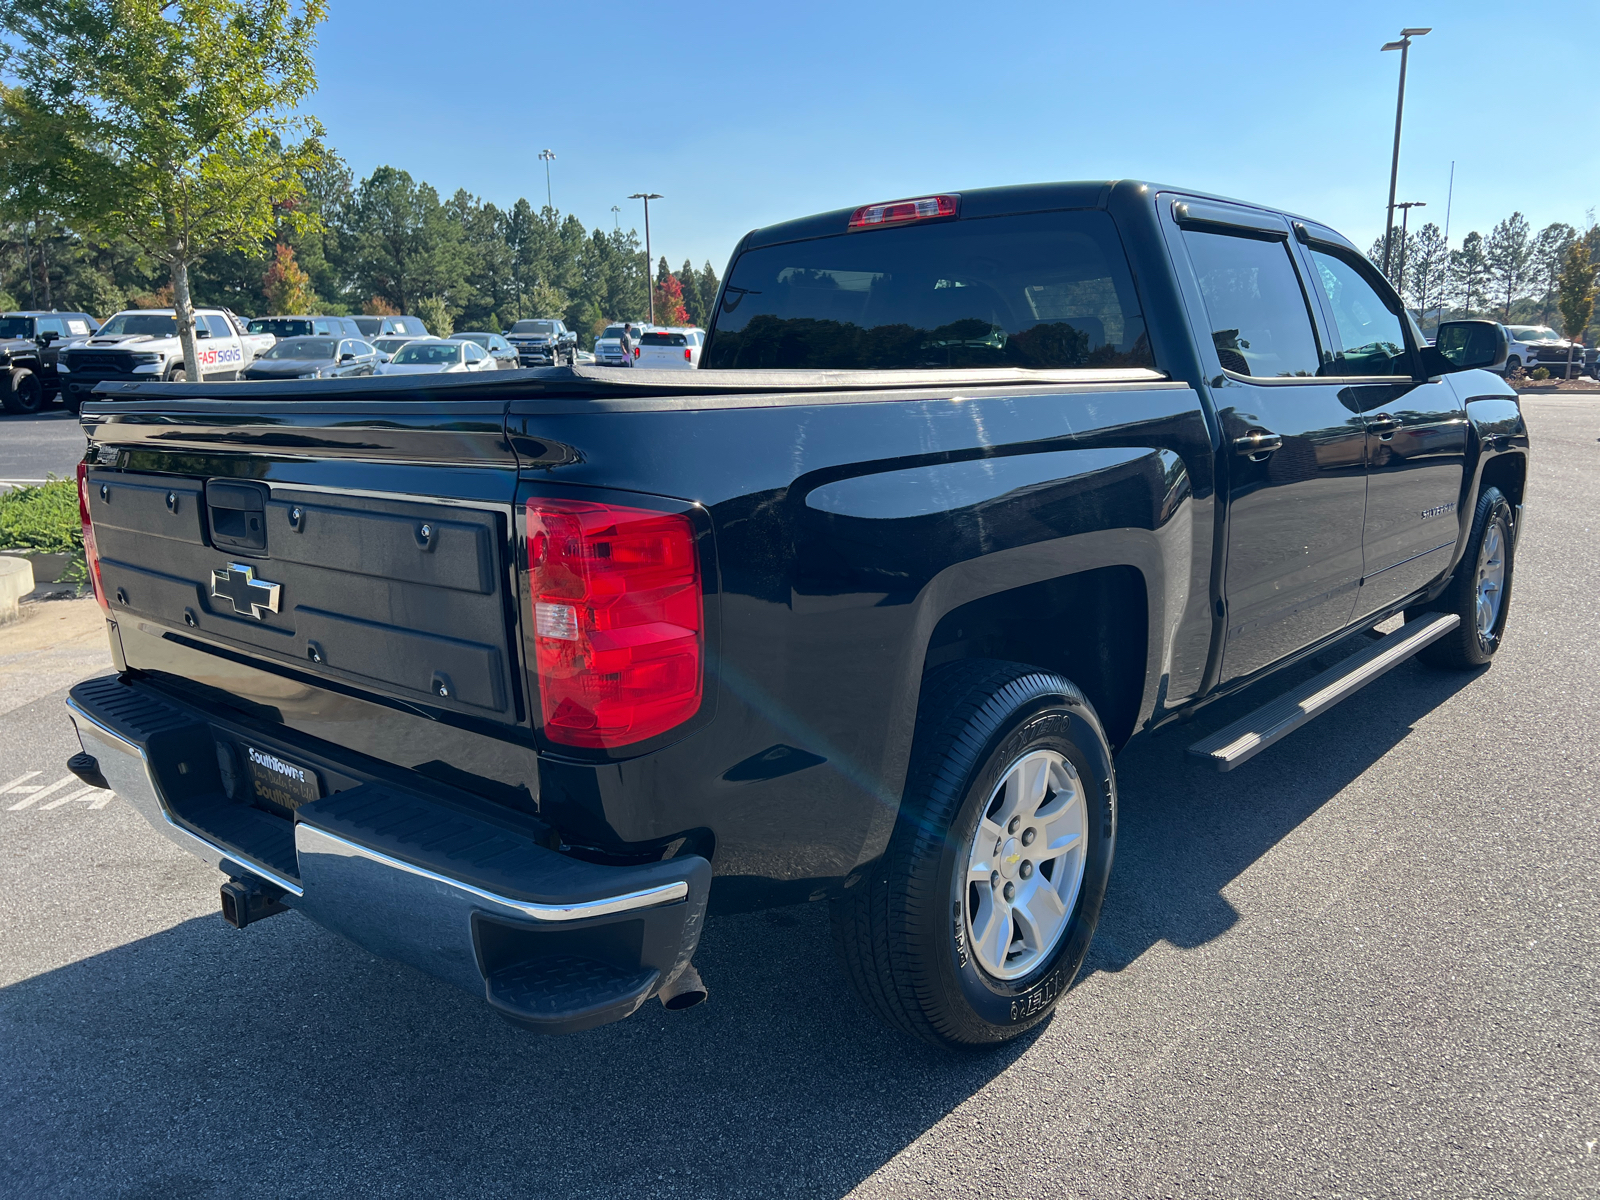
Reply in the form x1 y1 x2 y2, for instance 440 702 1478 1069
1299 238 1467 618
1165 198 1369 684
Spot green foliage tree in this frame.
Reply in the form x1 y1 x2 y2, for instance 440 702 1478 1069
413 294 452 337
1484 212 1532 320
1555 241 1595 379
699 260 720 320
1529 222 1576 325
1450 231 1491 317
0 0 329 378
347 166 469 317
1404 222 1449 326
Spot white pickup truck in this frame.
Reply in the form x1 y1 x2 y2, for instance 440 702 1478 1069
60 307 264 408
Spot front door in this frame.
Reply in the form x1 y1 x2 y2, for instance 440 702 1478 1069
1171 204 1371 684
1300 244 1468 619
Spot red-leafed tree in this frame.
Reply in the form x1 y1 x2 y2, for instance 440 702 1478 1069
262 243 314 313
653 269 690 327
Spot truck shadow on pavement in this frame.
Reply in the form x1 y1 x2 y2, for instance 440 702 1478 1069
1083 647 1483 979
0 650 1480 1200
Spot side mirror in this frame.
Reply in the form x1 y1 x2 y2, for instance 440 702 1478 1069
37 330 59 345
340 352 357 361
1422 321 1508 376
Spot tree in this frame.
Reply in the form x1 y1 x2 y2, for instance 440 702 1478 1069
413 294 452 337
1450 231 1491 317
1404 223 1449 327
653 257 689 326
1529 222 1577 325
1484 213 1532 320
0 0 328 379
262 242 314 313
677 259 703 326
1555 241 1595 379
699 260 720 321
347 166 470 317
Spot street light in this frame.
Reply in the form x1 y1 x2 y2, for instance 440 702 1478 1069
611 205 620 231
539 149 556 212
1380 27 1430 278
629 192 663 324
1394 200 1426 298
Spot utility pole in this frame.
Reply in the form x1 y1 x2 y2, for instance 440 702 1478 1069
539 149 556 212
1394 200 1426 301
1380 27 1431 278
629 193 662 325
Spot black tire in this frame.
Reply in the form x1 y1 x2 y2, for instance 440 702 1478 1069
830 659 1116 1047
2 367 44 414
1409 486 1515 670
166 367 186 383
1506 356 1522 374
60 390 81 415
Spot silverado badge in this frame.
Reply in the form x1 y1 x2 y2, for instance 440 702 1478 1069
210 563 281 620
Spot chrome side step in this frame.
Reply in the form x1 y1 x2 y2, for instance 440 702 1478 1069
1187 613 1460 772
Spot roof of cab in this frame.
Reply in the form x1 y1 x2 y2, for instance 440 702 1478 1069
737 179 1357 254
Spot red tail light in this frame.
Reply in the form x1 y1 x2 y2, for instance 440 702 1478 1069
526 498 703 748
848 194 959 230
76 462 108 611
684 348 692 361
633 346 640 358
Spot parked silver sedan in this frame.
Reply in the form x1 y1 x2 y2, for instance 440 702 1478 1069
449 331 520 370
375 338 497 376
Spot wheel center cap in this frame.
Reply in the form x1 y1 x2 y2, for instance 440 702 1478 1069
999 837 1022 880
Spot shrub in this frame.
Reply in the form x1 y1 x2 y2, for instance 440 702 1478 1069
1530 366 1550 381
0 477 82 553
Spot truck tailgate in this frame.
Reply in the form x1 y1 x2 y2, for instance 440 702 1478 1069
82 398 523 727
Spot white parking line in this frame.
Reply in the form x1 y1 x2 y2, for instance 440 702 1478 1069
0 771 42 793
40 786 113 810
7 775 78 810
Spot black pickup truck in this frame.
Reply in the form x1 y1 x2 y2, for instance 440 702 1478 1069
64 181 1525 1046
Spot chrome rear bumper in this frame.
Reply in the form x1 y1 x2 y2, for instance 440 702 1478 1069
67 676 711 1034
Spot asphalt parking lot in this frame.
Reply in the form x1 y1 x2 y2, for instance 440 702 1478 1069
1 398 1596 1199
0 408 87 487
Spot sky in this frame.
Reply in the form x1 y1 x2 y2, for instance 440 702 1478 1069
309 0 1599 275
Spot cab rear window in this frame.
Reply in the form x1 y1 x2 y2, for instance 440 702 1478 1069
703 210 1154 371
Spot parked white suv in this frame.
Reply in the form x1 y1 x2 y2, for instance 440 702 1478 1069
60 307 260 404
634 327 704 369
593 322 651 367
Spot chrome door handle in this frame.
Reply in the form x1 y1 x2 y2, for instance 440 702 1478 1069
1233 430 1283 460
1368 413 1401 439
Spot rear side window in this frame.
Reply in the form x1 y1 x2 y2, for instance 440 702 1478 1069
1181 229 1322 378
1308 249 1410 377
204 314 234 338
704 210 1153 371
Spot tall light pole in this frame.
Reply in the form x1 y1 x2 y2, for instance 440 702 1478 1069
539 149 556 212
1394 200 1426 301
611 205 620 231
629 192 662 324
1380 27 1430 278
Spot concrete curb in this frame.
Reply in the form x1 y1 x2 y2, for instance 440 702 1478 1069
0 556 35 624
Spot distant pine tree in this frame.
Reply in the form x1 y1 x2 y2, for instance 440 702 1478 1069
677 258 702 326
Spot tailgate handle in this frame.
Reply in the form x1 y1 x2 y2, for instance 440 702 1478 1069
206 480 270 554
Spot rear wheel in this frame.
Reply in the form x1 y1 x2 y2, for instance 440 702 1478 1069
1410 485 1515 670
830 659 1116 1047
2 367 44 414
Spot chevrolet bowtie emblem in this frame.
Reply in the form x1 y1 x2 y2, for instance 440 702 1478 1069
210 563 281 620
